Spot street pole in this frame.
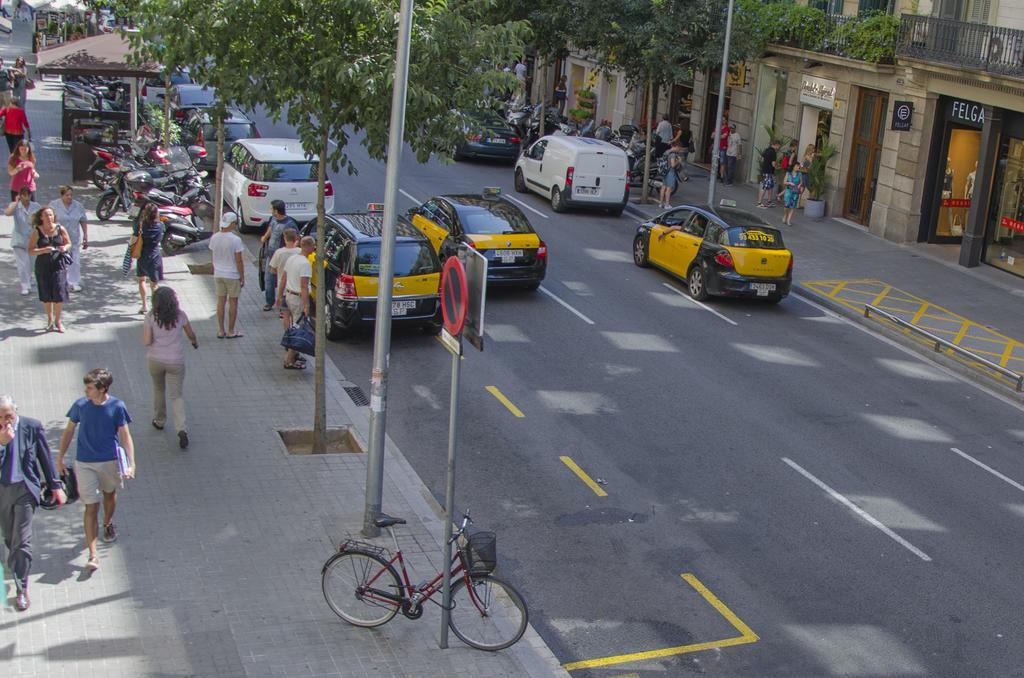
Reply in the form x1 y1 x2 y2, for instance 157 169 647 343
363 0 415 538
641 78 654 204
707 0 735 207
438 342 462 648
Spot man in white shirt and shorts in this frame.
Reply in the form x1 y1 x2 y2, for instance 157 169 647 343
208 212 246 338
278 235 314 369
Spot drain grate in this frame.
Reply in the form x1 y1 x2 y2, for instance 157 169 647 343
344 386 369 407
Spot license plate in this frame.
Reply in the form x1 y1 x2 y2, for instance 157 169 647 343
392 300 416 316
495 249 523 262
487 137 508 144
575 186 598 195
128 205 140 218
285 202 309 210
751 283 776 296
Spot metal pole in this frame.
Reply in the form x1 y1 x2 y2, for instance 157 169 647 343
707 0 735 207
363 0 415 538
129 77 138 134
641 79 654 204
438 346 461 648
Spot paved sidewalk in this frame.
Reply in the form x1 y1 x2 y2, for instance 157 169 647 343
626 163 1024 393
0 23 566 678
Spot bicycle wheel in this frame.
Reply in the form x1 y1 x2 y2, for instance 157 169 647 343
321 550 401 627
448 575 528 651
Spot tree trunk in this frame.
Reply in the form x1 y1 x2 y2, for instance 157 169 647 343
312 123 328 454
214 115 225 226
162 76 171 143
641 79 654 205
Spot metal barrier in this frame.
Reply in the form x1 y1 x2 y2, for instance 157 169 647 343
864 303 1024 392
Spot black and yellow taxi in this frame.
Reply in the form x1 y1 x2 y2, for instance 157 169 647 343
301 207 442 339
633 203 793 303
407 188 546 290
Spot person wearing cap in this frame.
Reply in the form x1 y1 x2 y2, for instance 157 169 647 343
209 212 245 338
725 124 742 186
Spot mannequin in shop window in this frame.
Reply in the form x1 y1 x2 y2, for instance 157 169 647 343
943 158 957 235
965 161 977 201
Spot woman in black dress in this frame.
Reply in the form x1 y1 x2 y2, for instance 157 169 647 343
135 203 165 315
27 205 71 332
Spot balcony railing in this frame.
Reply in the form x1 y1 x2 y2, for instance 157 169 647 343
768 12 897 64
897 14 1024 78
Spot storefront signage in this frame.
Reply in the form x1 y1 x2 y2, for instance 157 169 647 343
799 75 837 111
726 63 746 89
948 99 985 128
891 101 914 131
1001 216 1024 233
942 198 971 208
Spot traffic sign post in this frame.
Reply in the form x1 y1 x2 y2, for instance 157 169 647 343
438 256 465 648
436 250 486 648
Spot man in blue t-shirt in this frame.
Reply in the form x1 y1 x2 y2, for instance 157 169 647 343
57 368 136 573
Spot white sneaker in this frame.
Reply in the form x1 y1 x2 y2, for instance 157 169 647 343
71 284 83 292
20 287 29 295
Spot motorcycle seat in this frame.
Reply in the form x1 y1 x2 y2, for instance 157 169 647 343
160 205 192 216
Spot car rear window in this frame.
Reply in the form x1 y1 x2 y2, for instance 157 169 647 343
459 203 533 234
355 242 437 277
726 226 785 249
257 162 316 182
202 122 256 142
179 90 214 107
169 72 193 86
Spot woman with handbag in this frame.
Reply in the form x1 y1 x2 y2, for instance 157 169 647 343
134 203 165 315
26 205 70 331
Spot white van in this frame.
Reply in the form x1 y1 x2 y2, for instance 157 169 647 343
514 136 629 216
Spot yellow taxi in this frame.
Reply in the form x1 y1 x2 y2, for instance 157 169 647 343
407 188 547 290
302 208 442 339
633 203 793 302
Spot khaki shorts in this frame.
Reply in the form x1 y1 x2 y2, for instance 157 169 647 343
285 292 304 321
75 460 121 503
215 277 242 298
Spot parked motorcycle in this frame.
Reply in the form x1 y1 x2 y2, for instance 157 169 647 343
95 146 211 222
125 171 213 255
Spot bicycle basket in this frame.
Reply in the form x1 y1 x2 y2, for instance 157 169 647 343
465 531 497 576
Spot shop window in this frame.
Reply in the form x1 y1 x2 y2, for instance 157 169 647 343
984 138 1024 275
936 128 981 238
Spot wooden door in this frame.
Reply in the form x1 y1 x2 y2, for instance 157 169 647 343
844 89 889 225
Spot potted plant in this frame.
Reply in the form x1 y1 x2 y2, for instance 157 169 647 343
804 135 838 219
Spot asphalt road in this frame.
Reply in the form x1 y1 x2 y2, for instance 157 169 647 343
238 112 1024 677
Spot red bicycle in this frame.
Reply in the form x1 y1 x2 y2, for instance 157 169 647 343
321 511 528 651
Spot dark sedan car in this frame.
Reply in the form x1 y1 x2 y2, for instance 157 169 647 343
633 203 793 303
454 110 521 162
169 84 217 120
180 109 259 174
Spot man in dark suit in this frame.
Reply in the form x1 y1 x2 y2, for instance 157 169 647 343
0 395 65 611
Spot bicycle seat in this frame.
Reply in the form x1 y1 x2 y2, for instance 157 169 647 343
374 514 407 528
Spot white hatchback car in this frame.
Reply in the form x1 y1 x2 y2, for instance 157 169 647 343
221 138 334 232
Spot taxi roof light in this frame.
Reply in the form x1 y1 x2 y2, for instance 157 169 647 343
366 202 385 213
482 187 501 200
719 198 737 208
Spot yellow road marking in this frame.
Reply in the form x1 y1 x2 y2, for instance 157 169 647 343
869 284 893 307
826 280 848 299
485 386 524 418
559 456 608 497
1000 340 1018 368
562 574 758 671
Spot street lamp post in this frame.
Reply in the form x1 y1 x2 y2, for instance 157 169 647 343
363 0 415 538
707 0 735 207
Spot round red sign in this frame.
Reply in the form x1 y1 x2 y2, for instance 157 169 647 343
440 257 468 336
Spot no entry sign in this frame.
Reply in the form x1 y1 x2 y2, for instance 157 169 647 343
441 257 468 336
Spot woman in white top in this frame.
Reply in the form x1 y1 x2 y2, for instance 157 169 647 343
49 185 88 292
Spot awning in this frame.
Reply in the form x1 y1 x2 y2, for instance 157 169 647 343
35 32 160 78
24 0 51 9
